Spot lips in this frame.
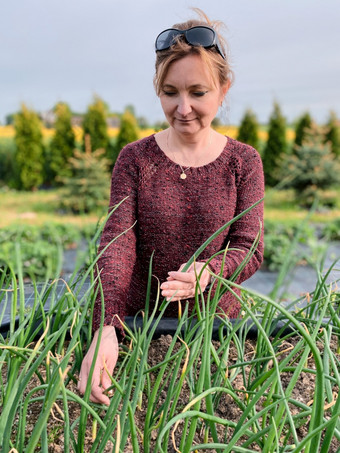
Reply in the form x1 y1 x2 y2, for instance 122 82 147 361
175 118 196 123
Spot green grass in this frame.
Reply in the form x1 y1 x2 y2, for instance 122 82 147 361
264 188 340 224
0 204 339 452
0 188 103 228
1 187 340 229
1 186 340 283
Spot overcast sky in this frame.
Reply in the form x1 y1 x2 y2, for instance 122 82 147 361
1 0 339 125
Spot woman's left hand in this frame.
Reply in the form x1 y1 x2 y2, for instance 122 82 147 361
160 262 212 301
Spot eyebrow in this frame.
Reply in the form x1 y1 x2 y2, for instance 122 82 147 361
162 83 210 90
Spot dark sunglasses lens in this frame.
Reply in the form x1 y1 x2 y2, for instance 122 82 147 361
156 30 180 50
186 27 215 47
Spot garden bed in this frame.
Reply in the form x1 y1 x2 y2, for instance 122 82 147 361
1 331 340 452
1 210 339 452
1 269 339 452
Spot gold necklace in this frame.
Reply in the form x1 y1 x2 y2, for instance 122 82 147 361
166 132 190 179
179 164 191 180
166 131 212 180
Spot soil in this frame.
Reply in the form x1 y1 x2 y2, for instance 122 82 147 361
2 335 340 453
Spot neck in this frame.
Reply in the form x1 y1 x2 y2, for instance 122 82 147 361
168 127 212 148
167 128 213 166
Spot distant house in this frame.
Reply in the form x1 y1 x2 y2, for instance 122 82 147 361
39 110 56 128
70 115 120 128
106 116 120 128
71 115 84 127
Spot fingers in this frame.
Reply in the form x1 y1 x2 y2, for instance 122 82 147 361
162 280 194 291
162 290 194 301
90 389 110 405
90 393 110 405
90 369 111 405
101 356 117 393
77 328 119 407
161 263 211 301
160 277 201 300
78 365 112 406
101 372 113 397
161 278 194 299
167 271 196 283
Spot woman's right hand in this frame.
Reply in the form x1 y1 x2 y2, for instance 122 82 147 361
77 325 119 405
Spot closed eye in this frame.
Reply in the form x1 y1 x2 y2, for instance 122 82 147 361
193 91 208 97
162 90 177 96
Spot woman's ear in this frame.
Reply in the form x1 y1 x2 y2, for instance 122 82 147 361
220 80 231 103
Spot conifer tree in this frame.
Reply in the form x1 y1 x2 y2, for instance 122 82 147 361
282 124 340 207
262 102 287 187
294 112 313 148
59 135 111 213
82 96 110 154
237 109 259 150
324 110 340 158
0 140 16 187
14 104 44 190
49 102 76 184
113 109 139 164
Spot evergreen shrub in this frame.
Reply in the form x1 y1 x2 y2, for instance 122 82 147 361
262 102 287 187
49 102 76 185
82 96 110 155
237 109 259 150
113 109 139 164
0 139 17 187
294 112 313 148
59 135 111 214
324 111 340 157
14 105 44 190
281 125 340 207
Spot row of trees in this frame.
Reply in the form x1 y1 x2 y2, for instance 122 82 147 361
5 97 139 191
1 97 340 210
236 104 340 206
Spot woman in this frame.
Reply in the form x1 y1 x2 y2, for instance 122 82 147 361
78 10 264 405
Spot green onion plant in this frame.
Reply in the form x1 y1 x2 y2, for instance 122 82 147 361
0 199 339 452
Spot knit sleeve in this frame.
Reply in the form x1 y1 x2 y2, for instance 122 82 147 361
208 146 264 283
92 145 138 337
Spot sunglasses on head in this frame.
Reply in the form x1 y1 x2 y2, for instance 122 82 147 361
155 25 226 60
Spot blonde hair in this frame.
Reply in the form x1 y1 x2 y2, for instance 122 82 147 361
154 9 233 95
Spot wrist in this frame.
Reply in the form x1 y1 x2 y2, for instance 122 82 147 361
94 325 117 339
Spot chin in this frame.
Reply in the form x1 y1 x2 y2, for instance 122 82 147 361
173 119 201 132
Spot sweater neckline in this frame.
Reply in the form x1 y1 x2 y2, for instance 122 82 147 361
151 134 232 174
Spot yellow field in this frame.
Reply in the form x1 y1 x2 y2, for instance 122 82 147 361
0 125 83 142
215 126 295 142
214 125 238 138
0 125 295 142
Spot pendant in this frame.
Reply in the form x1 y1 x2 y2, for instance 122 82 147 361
180 172 187 180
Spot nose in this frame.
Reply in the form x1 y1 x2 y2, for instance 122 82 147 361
177 95 192 117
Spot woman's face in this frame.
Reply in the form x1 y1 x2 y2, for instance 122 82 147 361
159 54 229 137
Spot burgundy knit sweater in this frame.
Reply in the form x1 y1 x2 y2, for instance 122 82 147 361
92 134 264 336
